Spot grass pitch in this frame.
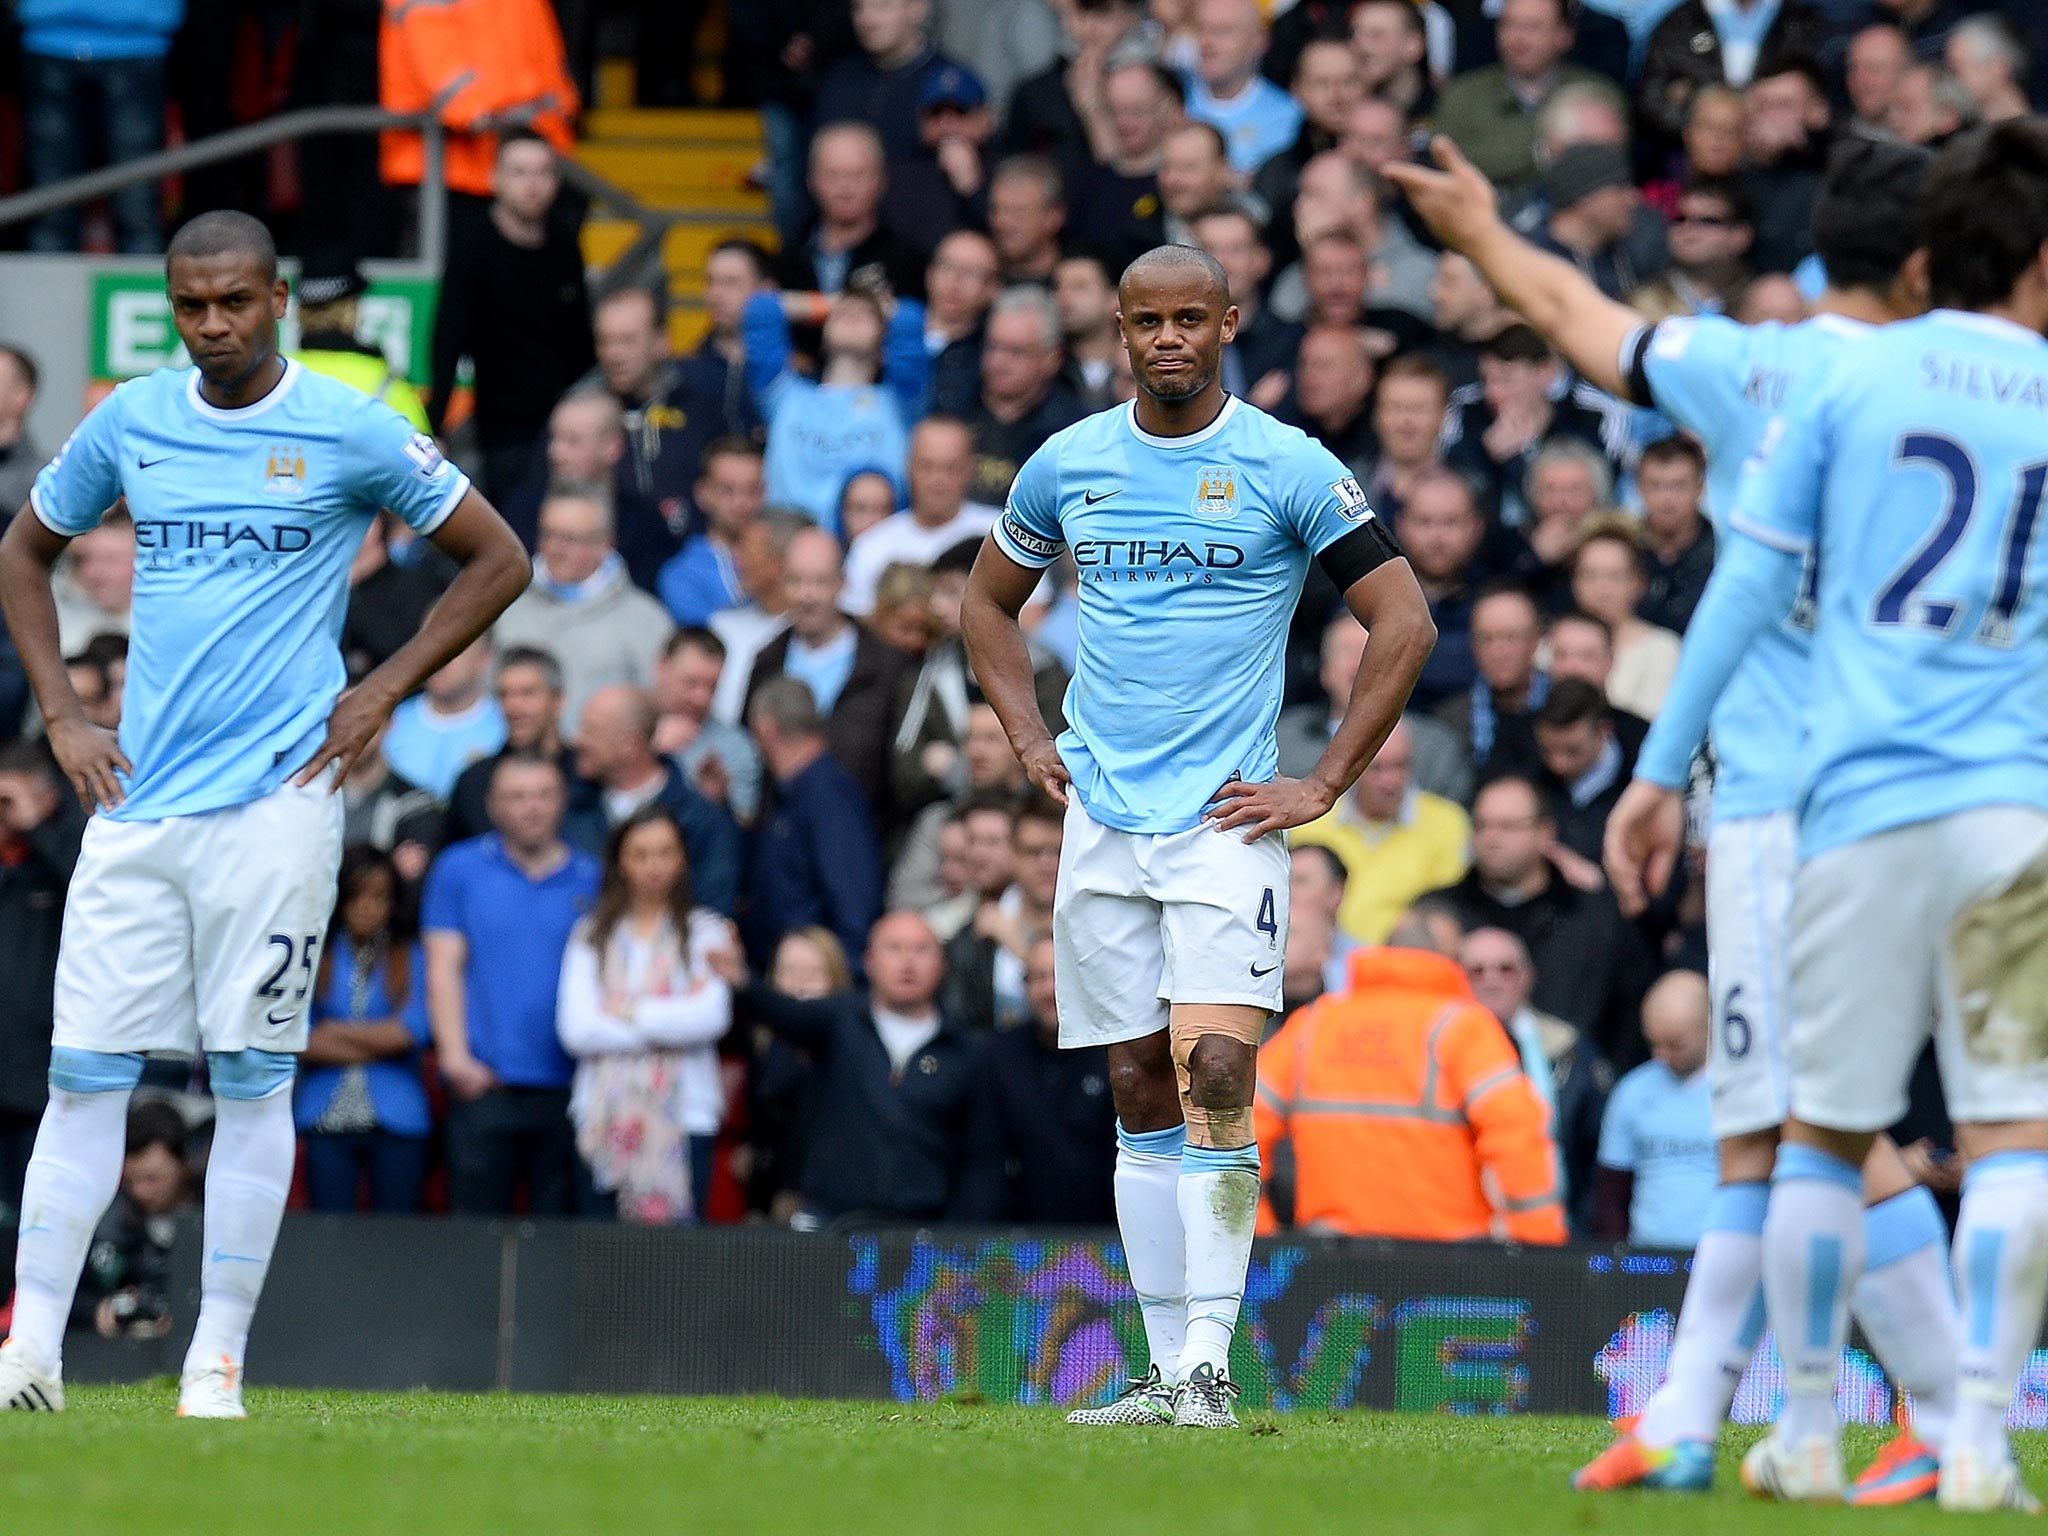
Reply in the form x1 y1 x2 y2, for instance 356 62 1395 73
1 1388 2034 1534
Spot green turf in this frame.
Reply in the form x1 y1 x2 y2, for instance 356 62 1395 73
0 1388 2033 1535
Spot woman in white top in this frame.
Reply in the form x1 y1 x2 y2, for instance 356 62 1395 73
556 804 733 1223
1570 513 1683 720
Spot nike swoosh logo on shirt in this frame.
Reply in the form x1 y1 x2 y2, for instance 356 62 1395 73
138 454 177 469
1082 489 1121 505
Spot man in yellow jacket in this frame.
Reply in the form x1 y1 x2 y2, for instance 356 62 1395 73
1255 909 1566 1243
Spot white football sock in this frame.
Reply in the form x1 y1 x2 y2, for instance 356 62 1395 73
1637 1180 1768 1447
1114 1122 1188 1380
1763 1145 1865 1446
1177 1141 1259 1378
1947 1151 2048 1464
1852 1186 1959 1453
6 1085 133 1376
182 1088 296 1376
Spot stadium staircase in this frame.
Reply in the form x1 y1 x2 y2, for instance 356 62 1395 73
576 63 776 352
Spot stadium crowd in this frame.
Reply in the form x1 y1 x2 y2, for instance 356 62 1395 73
0 0 2030 1312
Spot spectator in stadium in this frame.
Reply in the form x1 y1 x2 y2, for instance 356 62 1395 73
445 647 573 847
1520 439 1611 611
1432 583 1549 783
1570 516 1682 720
67 636 125 731
1426 255 1516 393
1276 152 1435 320
1429 0 1624 193
744 283 930 533
964 288 1087 509
985 935 1116 1223
1395 470 1487 711
1276 612 1473 804
1533 679 1629 866
292 261 430 433
1157 122 1249 248
1543 612 1649 761
579 289 700 555
741 923 859 1219
1426 775 1651 1063
813 0 969 165
425 751 601 1218
743 678 886 972
925 229 1003 416
296 846 433 1214
844 417 998 617
428 132 595 500
1887 58 1976 146
1288 843 1356 996
656 438 768 629
837 472 903 549
1461 926 1611 1238
1252 39 1365 221
1594 970 1716 1248
1362 355 1451 520
931 0 1059 117
495 485 676 731
1348 0 1432 118
1185 0 1302 173
0 741 82 1225
869 564 935 657
889 699 1034 914
1676 84 1748 188
774 122 927 301
0 345 43 518
1530 143 1658 303
1000 0 1150 165
1733 273 1806 326
1194 209 1299 407
1284 327 1378 477
741 527 909 817
1631 177 1753 324
717 910 1002 1224
556 804 735 1223
710 509 808 726
502 389 674 594
1741 58 1832 272
652 629 765 825
17 0 178 252
1635 437 1715 633
73 1101 190 1342
1067 60 1184 258
943 794 1061 1034
344 513 449 677
1052 253 1125 412
1442 326 1622 528
883 66 998 254
51 510 132 655
1945 17 2029 125
681 239 772 446
1846 23 1912 137
985 156 1069 288
337 722 442 885
383 635 506 801
1254 909 1566 1243
1638 0 1822 144
1292 721 1473 945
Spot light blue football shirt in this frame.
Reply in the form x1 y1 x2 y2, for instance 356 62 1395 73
995 395 1384 833
31 360 470 823
1597 1058 1717 1251
1728 309 2048 857
1631 311 1871 823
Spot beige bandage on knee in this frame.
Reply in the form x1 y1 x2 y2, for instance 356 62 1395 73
1170 1005 1267 1149
1950 842 2048 1066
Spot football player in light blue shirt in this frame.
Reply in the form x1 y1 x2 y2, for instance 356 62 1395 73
1604 122 2048 1512
0 211 529 1421
1388 134 1961 1501
964 243 1433 1428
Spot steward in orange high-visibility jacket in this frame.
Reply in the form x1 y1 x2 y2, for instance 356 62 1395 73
1254 945 1567 1244
380 0 579 197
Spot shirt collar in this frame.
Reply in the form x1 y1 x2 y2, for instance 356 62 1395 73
1568 733 1624 808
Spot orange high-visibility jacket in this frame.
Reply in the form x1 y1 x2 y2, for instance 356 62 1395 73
1255 947 1567 1244
380 0 579 197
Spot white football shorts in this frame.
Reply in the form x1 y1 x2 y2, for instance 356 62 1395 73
1704 811 1796 1140
53 770 345 1057
1789 803 2048 1133
1053 797 1290 1049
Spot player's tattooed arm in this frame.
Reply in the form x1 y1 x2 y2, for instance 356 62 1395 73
295 488 531 788
961 538 1071 807
1206 558 1436 841
1384 138 1638 399
0 509 132 812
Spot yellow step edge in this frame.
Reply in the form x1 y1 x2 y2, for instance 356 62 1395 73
580 218 779 270
583 108 764 145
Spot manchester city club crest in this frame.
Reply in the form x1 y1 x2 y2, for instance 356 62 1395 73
1192 463 1239 521
263 444 308 497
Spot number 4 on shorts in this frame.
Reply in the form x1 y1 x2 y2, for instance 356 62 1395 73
1256 887 1277 941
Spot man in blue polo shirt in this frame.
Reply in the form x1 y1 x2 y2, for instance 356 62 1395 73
422 749 600 1215
1596 970 1717 1249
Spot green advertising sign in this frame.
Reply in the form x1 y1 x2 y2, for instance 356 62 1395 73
90 271 439 382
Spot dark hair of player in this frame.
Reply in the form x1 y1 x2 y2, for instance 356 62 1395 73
1640 435 1706 474
1811 136 1931 295
1921 119 2048 311
1120 244 1230 309
165 210 278 284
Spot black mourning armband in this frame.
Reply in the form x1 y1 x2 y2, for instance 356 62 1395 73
1316 518 1404 591
1624 326 1658 409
